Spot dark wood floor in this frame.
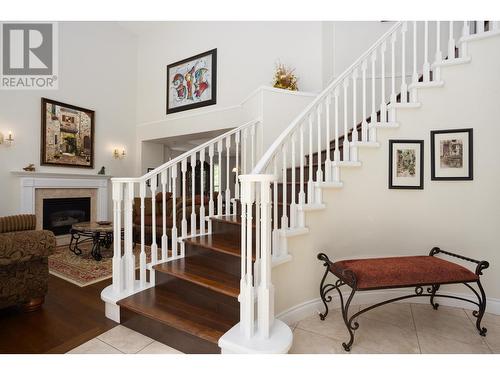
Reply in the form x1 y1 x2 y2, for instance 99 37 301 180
0 275 116 354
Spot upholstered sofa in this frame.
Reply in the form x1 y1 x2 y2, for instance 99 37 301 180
132 193 210 246
0 215 56 311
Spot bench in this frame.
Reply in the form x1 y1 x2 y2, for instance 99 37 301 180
317 247 489 351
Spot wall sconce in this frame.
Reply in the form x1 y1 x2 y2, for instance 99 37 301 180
113 148 126 159
0 131 14 146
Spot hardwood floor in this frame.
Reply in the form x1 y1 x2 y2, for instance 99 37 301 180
0 275 116 354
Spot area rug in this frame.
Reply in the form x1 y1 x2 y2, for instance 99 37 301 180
49 242 156 287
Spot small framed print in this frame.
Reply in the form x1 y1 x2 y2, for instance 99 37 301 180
146 168 159 188
431 128 473 180
389 140 424 189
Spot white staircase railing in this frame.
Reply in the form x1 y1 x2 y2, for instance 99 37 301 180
232 21 493 346
102 119 260 320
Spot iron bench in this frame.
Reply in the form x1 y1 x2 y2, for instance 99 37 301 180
317 247 489 351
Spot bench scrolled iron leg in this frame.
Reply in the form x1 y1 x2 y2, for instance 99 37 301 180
473 279 487 336
340 287 358 352
318 259 332 321
427 284 440 310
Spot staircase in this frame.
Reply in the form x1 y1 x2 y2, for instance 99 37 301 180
101 21 500 354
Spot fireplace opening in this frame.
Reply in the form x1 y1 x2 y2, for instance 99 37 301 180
43 197 91 235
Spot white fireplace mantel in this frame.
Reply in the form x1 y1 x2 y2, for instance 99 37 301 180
11 171 112 221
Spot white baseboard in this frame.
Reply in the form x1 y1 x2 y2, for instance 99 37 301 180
276 288 500 327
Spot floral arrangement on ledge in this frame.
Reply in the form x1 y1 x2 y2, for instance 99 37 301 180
272 62 299 91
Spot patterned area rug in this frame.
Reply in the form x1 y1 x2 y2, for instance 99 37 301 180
49 242 154 287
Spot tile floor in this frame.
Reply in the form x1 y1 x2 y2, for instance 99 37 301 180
67 303 499 354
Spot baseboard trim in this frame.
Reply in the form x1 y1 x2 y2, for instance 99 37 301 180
276 288 500 326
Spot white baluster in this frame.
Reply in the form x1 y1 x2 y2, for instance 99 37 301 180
181 159 188 238
435 21 442 64
333 87 341 182
124 182 135 292
257 177 274 339
150 176 158 267
448 21 455 60
281 143 288 230
161 171 168 262
235 132 240 202
401 22 408 103
461 21 470 58
316 105 323 182
225 136 231 215
217 140 223 215
171 166 178 258
352 69 359 141
380 41 387 122
390 32 397 103
307 114 314 204
370 51 377 139
112 181 123 294
325 94 332 181
477 21 485 34
361 59 368 139
242 128 248 175
423 21 430 82
412 21 418 85
208 144 215 233
272 157 279 255
343 78 350 161
290 132 296 228
190 154 197 235
139 181 146 286
199 150 206 235
299 123 305 207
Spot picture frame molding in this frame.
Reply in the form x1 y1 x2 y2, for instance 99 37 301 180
430 128 473 181
166 48 217 115
388 139 424 190
40 97 95 169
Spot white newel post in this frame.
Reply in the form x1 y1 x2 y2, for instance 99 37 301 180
139 181 146 287
257 176 274 338
112 181 123 295
239 176 254 339
124 182 135 293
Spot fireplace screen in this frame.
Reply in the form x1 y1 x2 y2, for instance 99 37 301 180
43 197 91 235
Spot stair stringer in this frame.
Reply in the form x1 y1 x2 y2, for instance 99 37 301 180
269 33 500 321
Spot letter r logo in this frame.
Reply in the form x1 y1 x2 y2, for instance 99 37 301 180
2 23 53 75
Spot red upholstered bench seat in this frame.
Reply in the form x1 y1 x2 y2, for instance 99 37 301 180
330 255 479 290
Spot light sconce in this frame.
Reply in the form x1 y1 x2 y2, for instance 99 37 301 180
0 131 14 146
113 148 126 159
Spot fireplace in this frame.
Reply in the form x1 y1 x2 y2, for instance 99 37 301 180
43 197 91 235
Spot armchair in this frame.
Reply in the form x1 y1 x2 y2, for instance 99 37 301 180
0 215 56 311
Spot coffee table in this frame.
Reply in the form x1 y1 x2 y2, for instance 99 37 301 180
69 221 122 261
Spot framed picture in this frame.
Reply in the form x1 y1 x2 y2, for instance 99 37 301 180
41 98 95 168
431 128 473 180
166 48 217 114
389 140 424 189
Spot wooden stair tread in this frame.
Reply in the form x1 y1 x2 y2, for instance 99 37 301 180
184 232 248 259
154 257 240 298
117 287 234 344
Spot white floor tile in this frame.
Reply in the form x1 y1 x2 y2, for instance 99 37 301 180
67 338 122 354
137 341 183 354
97 325 154 354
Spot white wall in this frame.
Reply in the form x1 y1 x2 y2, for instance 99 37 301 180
273 35 500 315
0 22 138 216
133 22 323 136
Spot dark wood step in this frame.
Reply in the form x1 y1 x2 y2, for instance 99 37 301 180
154 257 240 298
118 286 235 353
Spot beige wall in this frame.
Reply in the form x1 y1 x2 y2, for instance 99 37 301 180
273 35 500 314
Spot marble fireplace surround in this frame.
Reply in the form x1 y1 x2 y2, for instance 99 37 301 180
11 172 111 231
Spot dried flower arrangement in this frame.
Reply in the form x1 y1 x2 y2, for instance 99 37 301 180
272 62 298 91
